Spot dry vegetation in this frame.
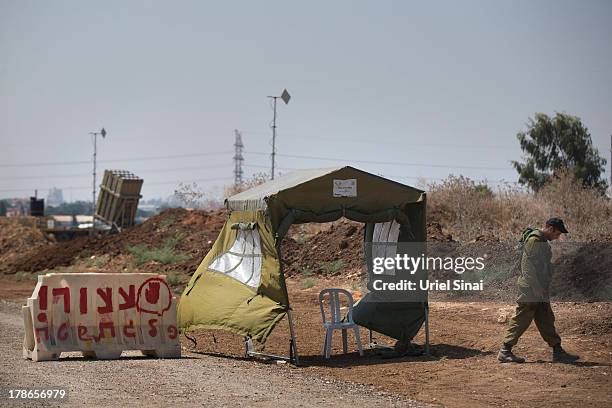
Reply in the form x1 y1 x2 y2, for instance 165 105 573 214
427 170 612 242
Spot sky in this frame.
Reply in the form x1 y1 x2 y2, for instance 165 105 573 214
1 0 611 202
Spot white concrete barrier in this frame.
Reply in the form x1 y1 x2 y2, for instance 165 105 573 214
23 273 181 361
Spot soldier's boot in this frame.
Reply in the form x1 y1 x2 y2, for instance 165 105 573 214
497 346 525 363
552 345 579 363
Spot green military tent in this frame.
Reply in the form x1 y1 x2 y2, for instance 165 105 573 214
178 166 427 362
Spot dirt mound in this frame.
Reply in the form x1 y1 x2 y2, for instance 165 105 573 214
282 221 458 278
281 220 611 302
552 242 612 301
0 218 53 266
2 208 609 302
282 220 365 278
0 208 225 275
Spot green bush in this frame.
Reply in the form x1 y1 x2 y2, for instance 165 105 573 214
127 245 189 266
165 272 185 294
84 254 109 268
126 233 189 266
159 216 177 228
297 266 313 277
319 260 345 275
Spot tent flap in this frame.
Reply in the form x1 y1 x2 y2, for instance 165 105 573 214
178 210 288 343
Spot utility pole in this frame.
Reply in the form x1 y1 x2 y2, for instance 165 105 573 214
233 129 244 187
267 89 291 180
88 127 106 230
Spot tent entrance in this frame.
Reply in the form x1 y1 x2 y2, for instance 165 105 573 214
276 217 430 364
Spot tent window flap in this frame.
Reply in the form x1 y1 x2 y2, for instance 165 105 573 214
372 220 400 276
209 228 263 288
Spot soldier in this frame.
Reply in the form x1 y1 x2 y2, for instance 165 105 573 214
498 218 580 363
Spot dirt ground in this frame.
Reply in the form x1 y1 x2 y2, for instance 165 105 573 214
187 277 612 408
2 275 610 407
0 298 429 408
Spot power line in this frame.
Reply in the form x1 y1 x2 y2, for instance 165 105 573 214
0 151 233 168
244 164 298 171
243 164 516 184
146 177 233 186
0 163 234 181
0 176 234 194
1 147 515 172
243 151 514 171
241 130 517 150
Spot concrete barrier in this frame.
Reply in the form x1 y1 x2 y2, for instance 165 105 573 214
23 273 181 361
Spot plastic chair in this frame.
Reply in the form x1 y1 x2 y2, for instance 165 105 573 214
319 288 364 359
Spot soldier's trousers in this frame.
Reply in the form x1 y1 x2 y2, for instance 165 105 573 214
502 302 561 348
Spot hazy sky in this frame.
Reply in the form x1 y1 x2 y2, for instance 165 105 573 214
1 0 611 202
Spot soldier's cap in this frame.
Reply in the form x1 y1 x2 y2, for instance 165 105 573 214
546 217 569 233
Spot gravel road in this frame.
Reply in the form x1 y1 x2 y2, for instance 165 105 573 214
0 300 431 407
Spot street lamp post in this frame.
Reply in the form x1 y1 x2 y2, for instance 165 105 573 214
89 127 106 230
267 89 290 180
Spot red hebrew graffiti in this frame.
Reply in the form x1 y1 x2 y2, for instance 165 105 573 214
79 288 88 314
123 319 136 338
119 285 136 310
35 327 49 342
145 282 160 304
97 322 116 341
57 322 70 342
39 285 48 310
97 287 113 314
148 319 158 337
137 278 172 316
167 325 178 340
35 312 49 342
78 325 94 342
26 275 180 361
52 287 71 313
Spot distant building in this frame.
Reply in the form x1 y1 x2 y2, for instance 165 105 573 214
50 215 75 228
47 188 64 207
6 207 24 217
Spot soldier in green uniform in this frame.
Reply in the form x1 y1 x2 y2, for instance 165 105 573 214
498 218 580 363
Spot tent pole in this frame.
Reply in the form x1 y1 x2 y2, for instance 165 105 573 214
244 336 254 357
424 303 430 355
287 309 300 365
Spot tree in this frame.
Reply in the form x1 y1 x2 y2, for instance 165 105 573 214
512 112 608 194
173 182 205 209
0 200 6 216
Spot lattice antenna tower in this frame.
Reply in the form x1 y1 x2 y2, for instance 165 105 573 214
234 129 244 187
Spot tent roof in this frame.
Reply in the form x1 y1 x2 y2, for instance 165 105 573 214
226 166 425 213
228 167 343 202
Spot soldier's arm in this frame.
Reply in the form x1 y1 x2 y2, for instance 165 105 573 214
521 238 545 298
